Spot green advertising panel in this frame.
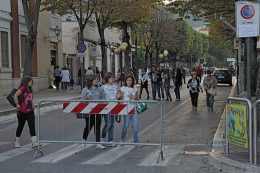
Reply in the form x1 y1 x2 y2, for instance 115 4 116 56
227 103 248 148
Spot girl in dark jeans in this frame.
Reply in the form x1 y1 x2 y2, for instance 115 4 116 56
13 76 37 148
174 68 182 101
81 75 105 149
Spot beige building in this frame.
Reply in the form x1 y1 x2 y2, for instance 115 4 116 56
0 0 63 97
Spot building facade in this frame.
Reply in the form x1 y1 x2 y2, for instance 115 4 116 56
0 0 63 96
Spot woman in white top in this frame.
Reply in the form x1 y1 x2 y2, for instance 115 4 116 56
119 75 139 143
101 72 119 146
60 66 70 91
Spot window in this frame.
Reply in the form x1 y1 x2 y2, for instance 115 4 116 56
1 31 9 68
20 35 27 68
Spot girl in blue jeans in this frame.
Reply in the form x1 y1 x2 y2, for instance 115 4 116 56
119 75 139 143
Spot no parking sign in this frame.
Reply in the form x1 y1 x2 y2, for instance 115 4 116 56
236 1 259 37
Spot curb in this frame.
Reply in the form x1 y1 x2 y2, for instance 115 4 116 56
0 96 80 117
209 80 260 172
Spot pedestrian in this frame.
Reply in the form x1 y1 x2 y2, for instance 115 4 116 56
60 66 70 91
203 70 218 110
78 68 86 85
187 73 203 109
94 67 101 81
53 66 62 90
119 75 139 144
149 66 158 100
139 67 149 100
163 69 172 102
174 68 182 101
101 72 119 147
86 67 94 76
13 76 38 148
81 75 105 149
156 66 165 101
181 66 186 84
195 65 202 83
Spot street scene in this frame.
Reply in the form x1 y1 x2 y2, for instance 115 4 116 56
0 0 260 173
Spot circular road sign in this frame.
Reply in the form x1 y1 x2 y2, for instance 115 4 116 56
240 5 255 19
77 42 86 53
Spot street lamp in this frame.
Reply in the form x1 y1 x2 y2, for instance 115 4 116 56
159 50 168 69
114 42 128 86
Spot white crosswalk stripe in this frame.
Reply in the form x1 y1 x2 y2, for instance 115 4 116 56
81 145 135 165
32 144 93 163
0 143 47 162
138 145 184 166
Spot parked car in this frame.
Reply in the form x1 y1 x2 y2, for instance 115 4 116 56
213 68 232 86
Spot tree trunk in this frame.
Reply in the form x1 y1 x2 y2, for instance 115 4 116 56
23 38 33 76
122 21 131 76
149 52 153 66
98 28 107 74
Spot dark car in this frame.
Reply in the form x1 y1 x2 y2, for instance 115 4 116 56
213 68 232 86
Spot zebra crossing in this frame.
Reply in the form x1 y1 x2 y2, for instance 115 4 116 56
0 142 185 167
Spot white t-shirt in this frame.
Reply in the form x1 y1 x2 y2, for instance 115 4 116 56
102 84 118 100
120 86 137 101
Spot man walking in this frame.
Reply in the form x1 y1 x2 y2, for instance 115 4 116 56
54 66 62 90
203 70 218 110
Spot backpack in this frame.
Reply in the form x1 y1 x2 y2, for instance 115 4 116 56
6 89 24 107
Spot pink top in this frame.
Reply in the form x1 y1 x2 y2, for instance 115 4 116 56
19 86 34 113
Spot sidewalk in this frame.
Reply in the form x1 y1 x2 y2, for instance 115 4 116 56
0 85 82 116
209 80 260 173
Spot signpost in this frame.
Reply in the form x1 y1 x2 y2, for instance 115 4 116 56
236 1 260 100
77 42 86 89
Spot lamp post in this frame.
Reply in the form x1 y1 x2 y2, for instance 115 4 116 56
114 42 128 86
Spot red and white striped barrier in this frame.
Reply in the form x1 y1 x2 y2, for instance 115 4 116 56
63 102 135 115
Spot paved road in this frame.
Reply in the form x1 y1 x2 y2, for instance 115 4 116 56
0 82 232 173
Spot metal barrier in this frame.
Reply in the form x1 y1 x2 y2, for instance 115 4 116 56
34 99 164 163
254 100 260 164
225 97 253 164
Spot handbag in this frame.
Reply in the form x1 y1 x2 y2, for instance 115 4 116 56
76 113 89 119
136 103 148 114
115 115 121 123
6 89 24 107
207 87 217 96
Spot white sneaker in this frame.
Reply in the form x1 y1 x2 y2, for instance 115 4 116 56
107 141 117 147
14 137 21 148
96 144 106 149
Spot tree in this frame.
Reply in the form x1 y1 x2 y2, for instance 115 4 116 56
22 0 41 76
109 0 157 74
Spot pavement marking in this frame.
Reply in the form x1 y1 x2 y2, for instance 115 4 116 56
32 144 93 163
0 143 48 162
138 145 184 166
80 100 189 165
81 145 135 165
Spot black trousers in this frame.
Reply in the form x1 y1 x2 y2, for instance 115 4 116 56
139 84 149 99
54 76 60 90
83 114 102 142
16 111 36 137
189 91 199 107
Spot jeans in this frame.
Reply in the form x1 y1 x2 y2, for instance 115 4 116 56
101 115 115 141
157 83 164 99
206 92 214 109
164 85 172 100
174 83 181 100
152 83 157 100
121 114 138 143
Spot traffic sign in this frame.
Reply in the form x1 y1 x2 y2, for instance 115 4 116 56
240 5 255 19
77 42 86 53
236 1 259 37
